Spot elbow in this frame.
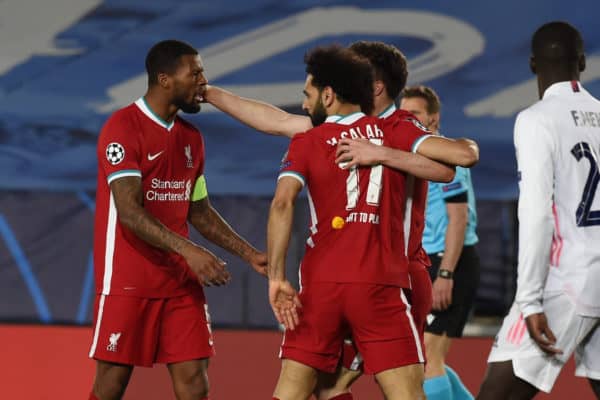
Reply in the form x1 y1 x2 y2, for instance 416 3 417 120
270 196 295 214
441 167 456 183
458 140 479 167
117 210 138 232
115 201 151 234
461 150 479 168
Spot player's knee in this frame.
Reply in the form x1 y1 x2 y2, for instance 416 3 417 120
93 361 132 400
376 364 425 400
172 367 209 399
93 378 128 400
475 361 519 400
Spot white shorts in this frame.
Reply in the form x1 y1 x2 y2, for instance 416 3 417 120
488 291 600 393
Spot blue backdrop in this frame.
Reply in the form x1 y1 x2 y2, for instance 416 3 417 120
1 0 599 198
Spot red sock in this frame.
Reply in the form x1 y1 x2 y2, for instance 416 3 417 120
329 393 353 400
88 393 99 400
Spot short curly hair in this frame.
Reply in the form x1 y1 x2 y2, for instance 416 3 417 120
349 41 408 100
304 45 374 115
145 39 198 85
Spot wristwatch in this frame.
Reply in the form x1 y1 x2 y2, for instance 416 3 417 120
438 268 454 279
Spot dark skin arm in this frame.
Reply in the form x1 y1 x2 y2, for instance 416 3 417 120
110 176 231 286
188 197 267 276
525 313 562 355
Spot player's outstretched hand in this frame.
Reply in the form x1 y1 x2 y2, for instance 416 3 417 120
525 312 563 355
432 277 453 311
248 251 268 276
200 84 212 103
269 279 301 330
183 243 231 286
335 138 383 168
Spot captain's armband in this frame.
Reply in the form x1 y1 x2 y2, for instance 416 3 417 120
192 175 208 201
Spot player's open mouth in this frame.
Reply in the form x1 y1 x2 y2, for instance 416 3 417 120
194 94 204 102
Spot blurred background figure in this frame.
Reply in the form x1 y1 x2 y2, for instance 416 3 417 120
477 21 600 400
401 85 480 400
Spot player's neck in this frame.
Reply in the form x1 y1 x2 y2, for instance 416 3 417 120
143 90 179 123
372 98 395 116
328 103 362 118
537 69 580 99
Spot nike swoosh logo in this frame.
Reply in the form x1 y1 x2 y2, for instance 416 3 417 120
147 151 164 161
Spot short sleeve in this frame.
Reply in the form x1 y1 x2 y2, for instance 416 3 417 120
191 132 207 201
195 129 206 177
439 167 469 199
278 132 311 186
97 110 142 184
385 115 433 153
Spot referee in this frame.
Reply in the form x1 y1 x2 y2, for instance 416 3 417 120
401 85 480 400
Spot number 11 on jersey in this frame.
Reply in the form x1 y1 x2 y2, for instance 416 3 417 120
345 139 383 210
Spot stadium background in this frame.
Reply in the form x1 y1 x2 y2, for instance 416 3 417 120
0 0 597 398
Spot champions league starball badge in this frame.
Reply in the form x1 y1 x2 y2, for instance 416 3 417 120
106 142 125 165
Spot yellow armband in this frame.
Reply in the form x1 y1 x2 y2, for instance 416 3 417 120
192 175 208 201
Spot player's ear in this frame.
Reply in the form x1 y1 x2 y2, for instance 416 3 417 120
529 56 536 74
429 112 440 131
373 80 385 97
158 72 170 89
322 86 334 107
579 54 586 72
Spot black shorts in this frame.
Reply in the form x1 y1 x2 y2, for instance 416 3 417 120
425 245 480 338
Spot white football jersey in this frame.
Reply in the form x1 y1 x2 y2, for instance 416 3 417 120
515 81 600 318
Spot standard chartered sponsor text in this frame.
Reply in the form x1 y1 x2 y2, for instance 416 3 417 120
146 178 191 201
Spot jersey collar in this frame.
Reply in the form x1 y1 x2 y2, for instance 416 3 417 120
543 81 586 99
378 103 397 119
325 112 365 125
134 97 175 131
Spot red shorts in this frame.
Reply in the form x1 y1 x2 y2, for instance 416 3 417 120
408 266 433 341
342 267 431 371
89 292 214 367
281 283 424 375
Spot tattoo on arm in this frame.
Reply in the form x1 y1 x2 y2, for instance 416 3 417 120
188 197 255 261
110 177 191 255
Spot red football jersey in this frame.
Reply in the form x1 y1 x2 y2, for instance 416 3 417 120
94 98 205 298
280 113 424 288
384 108 434 271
